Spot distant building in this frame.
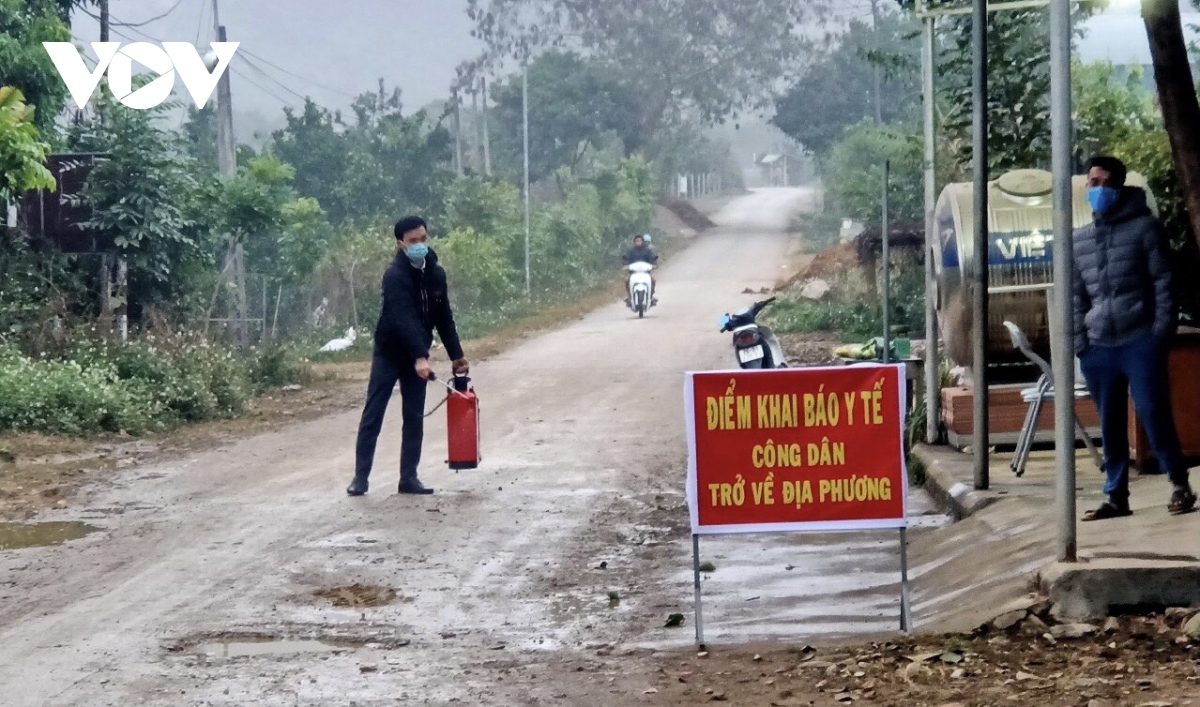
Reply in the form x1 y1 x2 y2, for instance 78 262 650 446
754 153 812 187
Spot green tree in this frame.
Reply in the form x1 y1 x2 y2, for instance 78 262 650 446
488 52 639 180
216 155 330 289
773 12 921 157
70 99 209 296
465 0 830 156
0 86 54 201
823 120 922 228
269 99 350 221
0 0 72 134
335 94 454 227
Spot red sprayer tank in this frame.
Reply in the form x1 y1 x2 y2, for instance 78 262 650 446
447 375 480 470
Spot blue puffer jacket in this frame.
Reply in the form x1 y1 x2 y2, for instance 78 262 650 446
1071 186 1175 354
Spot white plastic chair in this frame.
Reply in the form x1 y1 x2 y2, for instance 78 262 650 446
1002 320 1103 477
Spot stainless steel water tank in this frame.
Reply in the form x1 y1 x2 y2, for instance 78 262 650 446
933 168 1156 369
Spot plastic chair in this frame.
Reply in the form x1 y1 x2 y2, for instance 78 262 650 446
1002 320 1103 477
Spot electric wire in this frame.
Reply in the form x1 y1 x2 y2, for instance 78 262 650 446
229 65 292 106
236 54 316 103
237 48 359 99
82 0 187 29
194 0 209 46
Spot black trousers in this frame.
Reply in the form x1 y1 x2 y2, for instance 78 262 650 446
354 354 429 482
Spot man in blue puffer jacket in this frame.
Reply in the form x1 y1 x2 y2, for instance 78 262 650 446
1073 155 1195 521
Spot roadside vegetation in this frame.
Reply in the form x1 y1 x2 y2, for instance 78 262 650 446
768 1 1200 353
0 2 744 438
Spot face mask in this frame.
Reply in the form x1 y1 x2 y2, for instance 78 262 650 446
1087 186 1120 215
404 242 429 262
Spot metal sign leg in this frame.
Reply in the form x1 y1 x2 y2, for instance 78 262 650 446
692 534 706 648
900 527 914 633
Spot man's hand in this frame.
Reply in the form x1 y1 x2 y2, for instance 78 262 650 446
452 358 470 376
415 358 434 380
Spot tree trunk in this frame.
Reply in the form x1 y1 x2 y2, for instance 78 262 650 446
1143 0 1200 250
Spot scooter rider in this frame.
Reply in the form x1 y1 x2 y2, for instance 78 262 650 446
622 234 659 306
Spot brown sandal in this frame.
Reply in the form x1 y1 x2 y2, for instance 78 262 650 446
1082 502 1133 522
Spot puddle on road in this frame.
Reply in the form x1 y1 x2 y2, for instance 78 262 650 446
189 638 345 658
0 521 99 550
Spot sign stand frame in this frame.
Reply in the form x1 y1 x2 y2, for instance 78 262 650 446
690 527 915 647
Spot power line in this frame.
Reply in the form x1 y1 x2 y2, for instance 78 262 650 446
108 0 188 27
236 55 311 103
194 0 209 46
238 48 359 99
229 65 291 106
96 7 355 106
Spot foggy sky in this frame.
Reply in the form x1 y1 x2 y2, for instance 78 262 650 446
71 0 482 141
68 1 1193 143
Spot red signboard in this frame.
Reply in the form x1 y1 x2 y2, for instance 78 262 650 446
685 365 908 534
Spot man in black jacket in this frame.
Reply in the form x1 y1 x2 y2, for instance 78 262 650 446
1073 156 1195 520
347 216 469 497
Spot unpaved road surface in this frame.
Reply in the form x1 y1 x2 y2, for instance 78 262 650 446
3 188 953 706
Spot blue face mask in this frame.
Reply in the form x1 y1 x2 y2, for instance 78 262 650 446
404 242 429 262
1087 186 1120 215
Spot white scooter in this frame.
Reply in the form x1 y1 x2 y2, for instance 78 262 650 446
718 297 788 369
627 262 656 318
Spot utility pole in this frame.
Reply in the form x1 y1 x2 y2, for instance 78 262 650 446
212 0 247 347
971 0 989 490
481 77 492 177
1049 0 1077 562
453 90 464 176
98 0 128 341
870 0 884 125
471 86 483 172
522 64 531 296
922 14 940 444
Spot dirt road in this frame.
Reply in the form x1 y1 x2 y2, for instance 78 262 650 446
0 188 929 706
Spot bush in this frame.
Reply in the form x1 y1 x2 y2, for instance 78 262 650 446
0 329 311 436
0 345 161 435
769 261 925 342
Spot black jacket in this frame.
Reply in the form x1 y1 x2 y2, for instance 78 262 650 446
1072 187 1175 354
622 245 658 266
373 249 464 364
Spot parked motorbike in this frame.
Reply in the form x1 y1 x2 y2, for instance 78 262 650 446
718 297 787 369
627 262 656 318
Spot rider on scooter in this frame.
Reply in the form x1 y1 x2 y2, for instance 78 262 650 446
622 234 659 306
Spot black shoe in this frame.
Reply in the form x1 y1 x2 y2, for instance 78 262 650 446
346 476 369 496
398 479 435 495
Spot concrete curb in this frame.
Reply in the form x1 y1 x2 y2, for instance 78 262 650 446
911 443 1001 520
1039 559 1200 621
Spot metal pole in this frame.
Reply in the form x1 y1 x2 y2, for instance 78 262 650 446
871 0 884 125
1050 0 1077 562
453 90 464 176
692 534 706 648
882 160 891 364
923 16 941 445
971 0 990 490
522 65 531 296
900 527 913 632
481 77 492 177
471 87 482 171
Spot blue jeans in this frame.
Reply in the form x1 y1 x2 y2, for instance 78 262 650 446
1078 335 1189 505
354 355 428 483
